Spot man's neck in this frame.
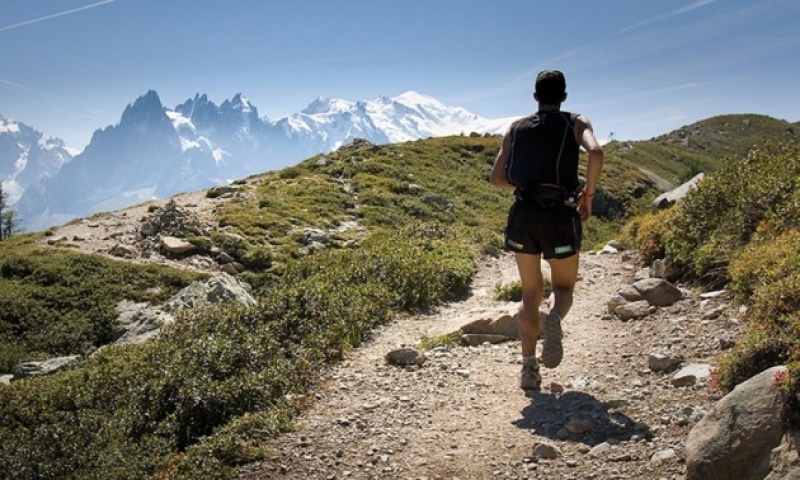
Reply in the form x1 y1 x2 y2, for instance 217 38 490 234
538 104 561 112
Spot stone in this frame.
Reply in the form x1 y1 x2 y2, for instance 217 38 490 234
764 430 800 480
614 300 654 321
631 278 683 307
216 252 236 264
686 366 788 480
13 355 81 379
702 306 726 320
161 236 195 255
652 173 704 211
532 441 561 459
651 449 677 463
671 364 712 387
599 244 619 255
458 312 519 339
112 307 176 345
607 294 628 315
617 285 644 302
589 442 612 457
111 274 256 345
140 221 159 237
650 256 681 281
648 352 684 372
109 243 138 258
161 273 256 312
719 334 736 350
385 348 427 367
220 263 245 275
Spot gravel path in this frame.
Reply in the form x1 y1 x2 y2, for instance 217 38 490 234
239 251 739 480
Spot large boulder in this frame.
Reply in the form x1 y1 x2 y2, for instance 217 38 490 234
653 173 704 211
686 366 788 480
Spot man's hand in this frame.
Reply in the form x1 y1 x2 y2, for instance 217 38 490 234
578 191 593 221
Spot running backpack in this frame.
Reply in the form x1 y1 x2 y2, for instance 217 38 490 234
506 111 580 191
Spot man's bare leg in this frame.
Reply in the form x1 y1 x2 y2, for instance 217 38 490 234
546 253 580 318
514 252 544 358
541 253 580 368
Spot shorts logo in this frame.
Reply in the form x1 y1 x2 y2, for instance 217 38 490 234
554 245 574 255
506 239 524 250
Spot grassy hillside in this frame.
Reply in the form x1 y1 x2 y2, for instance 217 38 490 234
607 114 798 187
0 118 795 479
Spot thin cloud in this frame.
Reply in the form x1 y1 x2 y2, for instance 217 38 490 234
580 81 711 110
617 0 717 34
0 79 60 97
0 0 116 33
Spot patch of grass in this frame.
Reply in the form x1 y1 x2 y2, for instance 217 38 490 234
418 333 458 351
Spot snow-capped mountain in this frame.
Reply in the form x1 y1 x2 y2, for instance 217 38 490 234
14 90 514 231
0 116 73 205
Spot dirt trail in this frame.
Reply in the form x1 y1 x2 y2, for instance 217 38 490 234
239 251 735 480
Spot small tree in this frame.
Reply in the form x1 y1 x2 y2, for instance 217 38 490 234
0 184 19 241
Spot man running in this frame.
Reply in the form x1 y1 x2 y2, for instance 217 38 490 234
489 70 604 390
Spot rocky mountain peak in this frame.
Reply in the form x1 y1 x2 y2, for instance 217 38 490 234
119 90 170 132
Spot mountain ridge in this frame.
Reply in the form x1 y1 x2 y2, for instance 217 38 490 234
8 90 514 232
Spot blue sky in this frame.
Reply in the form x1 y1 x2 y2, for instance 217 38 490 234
1 0 798 150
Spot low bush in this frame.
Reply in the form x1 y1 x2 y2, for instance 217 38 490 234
621 208 678 264
666 143 800 282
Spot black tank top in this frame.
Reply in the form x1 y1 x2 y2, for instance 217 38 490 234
506 110 580 191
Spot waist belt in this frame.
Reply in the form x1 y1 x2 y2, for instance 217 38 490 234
516 185 579 207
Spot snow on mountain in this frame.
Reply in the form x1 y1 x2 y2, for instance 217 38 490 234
302 97 356 115
0 115 72 205
14 90 516 231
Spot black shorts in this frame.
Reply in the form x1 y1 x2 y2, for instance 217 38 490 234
504 199 582 259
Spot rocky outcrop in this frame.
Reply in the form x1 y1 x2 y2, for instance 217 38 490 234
111 273 256 345
12 355 81 380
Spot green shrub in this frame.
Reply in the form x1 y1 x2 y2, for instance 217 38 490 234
729 230 800 303
665 142 800 282
0 222 477 479
494 280 523 302
621 208 678 264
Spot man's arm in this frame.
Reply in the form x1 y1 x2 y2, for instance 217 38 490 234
575 115 604 221
489 128 515 189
